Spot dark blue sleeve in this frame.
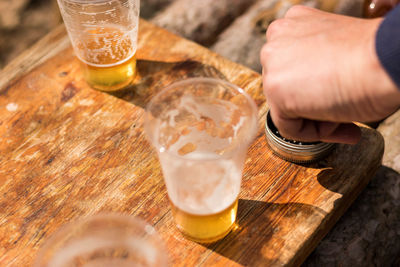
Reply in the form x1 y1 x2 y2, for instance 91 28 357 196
376 5 400 89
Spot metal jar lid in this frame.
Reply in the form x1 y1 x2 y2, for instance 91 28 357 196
265 110 335 163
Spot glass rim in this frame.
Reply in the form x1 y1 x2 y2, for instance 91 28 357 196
57 0 140 8
34 213 167 267
144 77 259 161
57 0 124 3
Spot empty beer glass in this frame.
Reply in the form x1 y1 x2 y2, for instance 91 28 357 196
34 214 168 267
57 0 140 91
145 78 258 243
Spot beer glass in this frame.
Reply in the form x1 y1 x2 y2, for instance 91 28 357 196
145 78 258 243
57 0 140 91
34 214 168 267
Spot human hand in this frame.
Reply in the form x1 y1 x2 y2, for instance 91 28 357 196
260 6 400 144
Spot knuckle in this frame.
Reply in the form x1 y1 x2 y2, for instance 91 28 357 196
284 5 304 17
266 18 285 41
263 75 282 100
269 110 295 139
267 82 297 115
279 91 297 115
282 97 297 115
260 43 273 63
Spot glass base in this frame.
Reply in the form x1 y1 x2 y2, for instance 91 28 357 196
171 199 238 243
178 221 236 244
80 54 137 92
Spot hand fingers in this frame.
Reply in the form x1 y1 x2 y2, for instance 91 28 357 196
266 6 336 42
284 5 318 18
266 5 314 41
270 110 361 144
266 18 288 42
284 5 335 19
320 123 361 144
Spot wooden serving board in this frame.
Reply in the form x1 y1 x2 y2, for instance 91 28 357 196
0 20 383 266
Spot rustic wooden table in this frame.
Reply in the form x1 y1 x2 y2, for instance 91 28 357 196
0 20 384 266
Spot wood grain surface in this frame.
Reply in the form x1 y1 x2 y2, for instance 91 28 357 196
0 20 384 266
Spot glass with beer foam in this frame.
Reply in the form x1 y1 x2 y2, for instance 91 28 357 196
57 0 139 91
145 78 258 243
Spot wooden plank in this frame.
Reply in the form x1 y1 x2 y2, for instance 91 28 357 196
0 20 383 266
0 24 70 92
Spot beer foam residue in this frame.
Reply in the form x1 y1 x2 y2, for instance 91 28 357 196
157 94 246 157
75 24 137 68
160 151 242 215
6 103 18 112
178 143 197 156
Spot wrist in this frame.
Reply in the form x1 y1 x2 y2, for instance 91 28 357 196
376 5 400 91
363 17 400 119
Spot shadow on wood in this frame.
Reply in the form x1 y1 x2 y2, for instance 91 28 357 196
305 165 400 266
107 59 227 109
202 199 327 266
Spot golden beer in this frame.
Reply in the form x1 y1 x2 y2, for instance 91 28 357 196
171 199 238 243
77 26 137 91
